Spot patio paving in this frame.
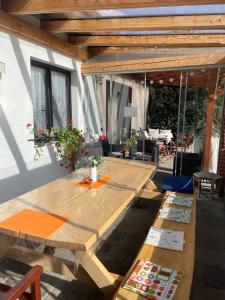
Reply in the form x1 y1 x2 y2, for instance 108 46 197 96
190 191 225 300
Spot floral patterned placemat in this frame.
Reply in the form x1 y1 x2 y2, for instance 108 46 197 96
123 260 182 299
158 207 191 224
165 195 193 208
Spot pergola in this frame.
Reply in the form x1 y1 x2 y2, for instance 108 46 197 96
1 0 225 171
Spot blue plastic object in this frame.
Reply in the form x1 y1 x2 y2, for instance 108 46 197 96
163 176 193 193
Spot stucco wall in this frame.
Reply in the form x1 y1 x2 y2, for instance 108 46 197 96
0 29 150 203
0 29 86 203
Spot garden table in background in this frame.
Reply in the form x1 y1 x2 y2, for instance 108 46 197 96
0 157 156 299
193 171 222 198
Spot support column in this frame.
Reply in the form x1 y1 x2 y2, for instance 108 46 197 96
203 93 216 171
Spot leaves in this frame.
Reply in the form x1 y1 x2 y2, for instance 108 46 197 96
28 125 84 166
148 85 209 136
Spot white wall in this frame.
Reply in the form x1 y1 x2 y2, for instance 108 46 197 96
0 29 150 203
0 29 86 203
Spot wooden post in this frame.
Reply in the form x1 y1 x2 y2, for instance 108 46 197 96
203 93 216 171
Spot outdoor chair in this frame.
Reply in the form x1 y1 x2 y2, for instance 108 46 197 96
136 140 159 162
0 265 43 300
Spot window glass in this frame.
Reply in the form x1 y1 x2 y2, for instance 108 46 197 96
31 66 48 129
31 62 71 130
51 71 70 128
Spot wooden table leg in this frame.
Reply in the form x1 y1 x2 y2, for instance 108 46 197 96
75 249 119 299
0 235 16 257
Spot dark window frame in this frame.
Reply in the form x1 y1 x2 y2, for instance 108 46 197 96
31 60 71 130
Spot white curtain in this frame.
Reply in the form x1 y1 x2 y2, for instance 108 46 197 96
51 71 69 128
209 134 220 173
31 66 47 129
110 81 131 144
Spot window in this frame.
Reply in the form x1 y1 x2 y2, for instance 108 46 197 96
31 61 71 130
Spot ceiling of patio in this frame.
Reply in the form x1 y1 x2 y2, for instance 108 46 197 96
2 1 225 73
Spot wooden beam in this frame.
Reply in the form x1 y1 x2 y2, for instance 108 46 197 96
146 69 225 88
81 53 225 74
70 34 225 47
3 0 224 15
0 9 88 61
88 46 193 56
203 94 216 171
89 46 225 56
43 15 225 33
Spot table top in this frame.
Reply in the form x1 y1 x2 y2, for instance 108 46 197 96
193 171 222 180
0 157 156 251
113 191 196 300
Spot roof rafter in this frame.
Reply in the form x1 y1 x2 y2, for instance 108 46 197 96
0 9 88 61
88 46 191 55
81 53 225 74
70 34 225 47
42 15 225 33
3 0 224 15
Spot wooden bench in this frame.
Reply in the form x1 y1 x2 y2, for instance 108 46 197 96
113 191 196 300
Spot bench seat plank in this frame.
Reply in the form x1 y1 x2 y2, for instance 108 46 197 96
113 191 196 300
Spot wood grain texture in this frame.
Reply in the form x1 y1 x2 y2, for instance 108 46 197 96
43 15 225 33
203 96 216 171
3 0 224 14
113 191 196 300
77 249 120 299
0 9 88 61
0 158 156 251
5 246 76 279
81 53 225 74
70 34 225 47
88 46 191 56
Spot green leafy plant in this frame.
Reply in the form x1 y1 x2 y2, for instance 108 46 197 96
55 127 84 168
124 129 138 151
27 124 84 169
74 156 103 171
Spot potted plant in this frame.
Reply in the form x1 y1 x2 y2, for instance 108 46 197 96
124 129 138 157
27 124 84 170
54 126 84 170
74 156 103 182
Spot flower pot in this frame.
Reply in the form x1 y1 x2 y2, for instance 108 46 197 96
90 166 98 182
129 144 137 157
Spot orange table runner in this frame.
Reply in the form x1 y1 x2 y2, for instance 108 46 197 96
75 176 111 189
0 209 68 238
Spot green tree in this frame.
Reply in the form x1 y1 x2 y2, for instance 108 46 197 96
147 85 208 137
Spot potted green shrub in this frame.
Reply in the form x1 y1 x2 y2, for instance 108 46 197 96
27 124 84 170
74 156 103 182
124 129 138 157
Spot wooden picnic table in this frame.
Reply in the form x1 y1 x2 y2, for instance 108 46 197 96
0 157 156 299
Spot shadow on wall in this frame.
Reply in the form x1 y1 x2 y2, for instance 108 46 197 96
0 103 67 203
0 36 74 203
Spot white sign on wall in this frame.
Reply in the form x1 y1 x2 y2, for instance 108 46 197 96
124 106 137 117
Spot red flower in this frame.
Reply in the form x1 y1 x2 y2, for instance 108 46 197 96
26 123 32 129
